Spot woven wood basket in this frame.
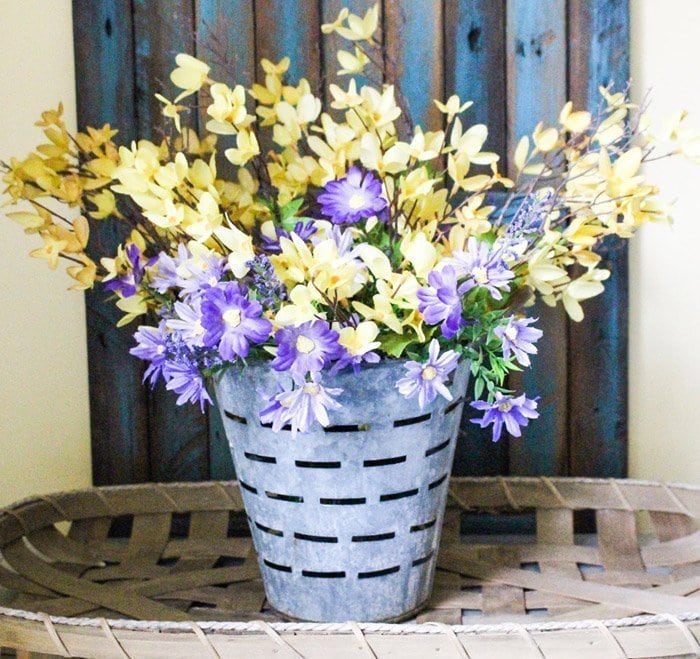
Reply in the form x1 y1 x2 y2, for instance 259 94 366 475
1 477 699 658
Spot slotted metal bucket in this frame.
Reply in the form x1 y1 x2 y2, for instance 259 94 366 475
214 358 470 622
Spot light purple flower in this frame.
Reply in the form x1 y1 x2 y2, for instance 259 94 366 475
105 243 151 298
167 299 206 348
178 251 227 298
130 321 169 385
150 244 190 293
201 282 272 361
261 220 317 254
330 348 380 375
445 237 514 301
494 316 543 367
315 224 354 256
470 392 539 442
271 320 341 375
259 374 343 437
417 266 470 339
396 339 460 409
162 358 212 411
318 166 387 224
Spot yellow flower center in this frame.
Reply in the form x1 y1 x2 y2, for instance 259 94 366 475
281 396 294 408
208 276 218 287
421 366 438 381
303 382 320 395
505 325 518 341
222 308 241 328
296 335 316 354
348 193 365 210
498 401 513 413
473 266 489 284
192 320 204 336
156 345 165 355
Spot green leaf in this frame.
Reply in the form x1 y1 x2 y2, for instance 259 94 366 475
280 198 304 221
379 332 417 358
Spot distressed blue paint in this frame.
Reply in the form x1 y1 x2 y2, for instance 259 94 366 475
444 0 507 161
321 0 380 97
385 0 443 131
254 0 321 92
133 0 197 139
506 0 567 164
567 0 630 478
197 0 256 85
506 0 568 477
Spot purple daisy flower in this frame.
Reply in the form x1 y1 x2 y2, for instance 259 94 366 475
470 392 539 442
130 321 169 386
105 243 151 298
330 348 380 375
445 237 514 301
494 316 543 367
396 339 460 410
271 320 341 376
259 374 343 437
200 282 272 361
162 357 212 411
260 220 317 254
150 244 190 293
317 166 388 225
313 224 354 256
166 299 207 348
178 251 228 299
417 266 470 339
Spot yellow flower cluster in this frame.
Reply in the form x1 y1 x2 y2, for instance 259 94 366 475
3 2 697 346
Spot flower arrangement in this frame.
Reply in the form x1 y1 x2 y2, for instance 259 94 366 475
3 5 698 440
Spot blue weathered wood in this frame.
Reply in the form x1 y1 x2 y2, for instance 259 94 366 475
254 0 321 93
196 0 256 86
444 1 509 477
321 0 382 97
73 0 150 486
384 0 444 131
567 0 629 478
506 0 569 476
444 0 507 161
132 0 211 483
195 0 254 480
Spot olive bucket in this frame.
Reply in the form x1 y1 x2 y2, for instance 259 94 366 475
214 358 470 622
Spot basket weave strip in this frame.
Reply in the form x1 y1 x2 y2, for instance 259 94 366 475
0 477 699 658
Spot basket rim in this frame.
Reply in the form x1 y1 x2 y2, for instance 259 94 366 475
2 475 699 514
1 476 699 642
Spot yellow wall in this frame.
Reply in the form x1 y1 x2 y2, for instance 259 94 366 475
0 0 91 506
629 0 700 483
0 0 698 506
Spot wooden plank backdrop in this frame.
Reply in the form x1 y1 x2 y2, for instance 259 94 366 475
72 0 630 485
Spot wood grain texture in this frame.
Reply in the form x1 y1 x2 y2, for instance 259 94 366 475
506 0 568 476
567 0 629 478
321 0 382 96
444 0 507 162
384 0 444 131
132 0 211 483
195 0 255 480
73 0 149 485
254 0 322 95
444 2 509 477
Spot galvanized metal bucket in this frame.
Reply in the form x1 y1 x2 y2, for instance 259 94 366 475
214 358 470 622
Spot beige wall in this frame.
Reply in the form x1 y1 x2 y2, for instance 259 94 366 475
629 0 700 483
0 1 697 504
0 0 91 506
